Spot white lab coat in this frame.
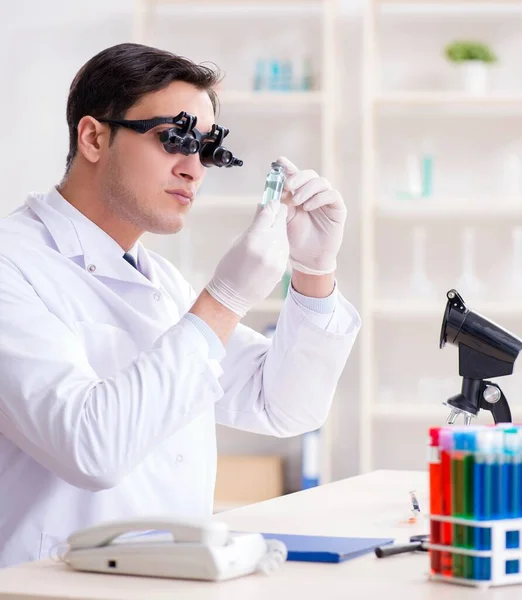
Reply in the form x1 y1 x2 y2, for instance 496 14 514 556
0 188 360 567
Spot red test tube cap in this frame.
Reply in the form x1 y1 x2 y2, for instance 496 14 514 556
429 427 440 447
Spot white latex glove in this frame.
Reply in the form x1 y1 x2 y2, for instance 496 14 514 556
206 202 289 317
277 156 347 276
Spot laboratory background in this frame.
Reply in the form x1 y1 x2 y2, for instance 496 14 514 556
2 0 522 512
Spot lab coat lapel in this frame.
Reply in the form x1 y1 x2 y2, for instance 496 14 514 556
26 190 155 287
135 243 160 288
81 244 147 285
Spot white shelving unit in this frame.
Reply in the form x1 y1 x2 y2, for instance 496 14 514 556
133 0 342 487
360 0 522 473
378 0 522 5
132 0 340 179
377 201 522 219
375 300 522 319
377 92 522 106
218 91 325 106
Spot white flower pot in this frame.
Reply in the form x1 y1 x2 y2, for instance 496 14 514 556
460 61 489 95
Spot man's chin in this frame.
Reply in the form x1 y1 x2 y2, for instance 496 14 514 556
146 217 185 236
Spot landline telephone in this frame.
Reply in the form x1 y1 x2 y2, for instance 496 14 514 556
62 517 287 582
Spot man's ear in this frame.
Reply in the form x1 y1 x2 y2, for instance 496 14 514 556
77 116 109 165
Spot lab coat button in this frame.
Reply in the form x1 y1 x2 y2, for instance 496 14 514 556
153 292 161 302
176 454 183 462
87 264 96 273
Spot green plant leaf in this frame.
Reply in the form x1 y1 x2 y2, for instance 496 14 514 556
444 41 497 63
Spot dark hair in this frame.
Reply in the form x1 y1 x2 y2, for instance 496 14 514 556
64 43 222 173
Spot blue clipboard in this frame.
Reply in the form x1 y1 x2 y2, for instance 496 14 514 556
261 532 395 563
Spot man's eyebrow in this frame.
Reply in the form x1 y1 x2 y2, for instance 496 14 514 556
145 116 216 135
141 115 183 125
155 116 182 123
146 118 183 132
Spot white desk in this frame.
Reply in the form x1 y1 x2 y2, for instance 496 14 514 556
0 469 511 599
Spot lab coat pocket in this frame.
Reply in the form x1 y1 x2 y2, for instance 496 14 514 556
74 321 140 378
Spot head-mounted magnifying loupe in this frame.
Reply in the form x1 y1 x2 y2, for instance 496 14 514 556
157 112 200 157
97 111 243 169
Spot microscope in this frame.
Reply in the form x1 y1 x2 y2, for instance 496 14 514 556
375 288 522 560
439 289 522 425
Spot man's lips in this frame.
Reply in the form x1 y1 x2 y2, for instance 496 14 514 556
166 189 193 205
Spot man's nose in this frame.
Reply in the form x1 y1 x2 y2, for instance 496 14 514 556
172 153 205 182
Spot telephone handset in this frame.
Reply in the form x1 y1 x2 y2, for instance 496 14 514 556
62 516 287 582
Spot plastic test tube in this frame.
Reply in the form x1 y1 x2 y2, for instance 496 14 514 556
517 429 522 518
452 429 475 580
429 427 442 575
500 427 518 519
463 430 476 580
475 429 495 581
451 429 471 579
503 428 520 553
261 162 286 207
440 428 453 577
473 429 484 581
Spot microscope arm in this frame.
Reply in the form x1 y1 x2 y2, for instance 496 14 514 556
480 381 512 424
445 379 512 425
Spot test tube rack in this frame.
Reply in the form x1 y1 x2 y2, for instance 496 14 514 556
427 424 522 589
427 514 522 588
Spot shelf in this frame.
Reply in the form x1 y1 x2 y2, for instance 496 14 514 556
373 403 522 422
374 300 446 318
145 1 324 19
218 91 323 106
374 300 522 318
377 201 522 219
378 2 522 15
376 92 522 112
377 0 522 4
377 0 522 9
372 403 450 420
154 0 323 4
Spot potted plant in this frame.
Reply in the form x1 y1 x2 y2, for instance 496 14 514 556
444 40 497 94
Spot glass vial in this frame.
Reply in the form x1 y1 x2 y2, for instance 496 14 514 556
262 161 286 207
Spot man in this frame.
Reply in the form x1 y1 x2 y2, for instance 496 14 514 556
0 43 360 567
